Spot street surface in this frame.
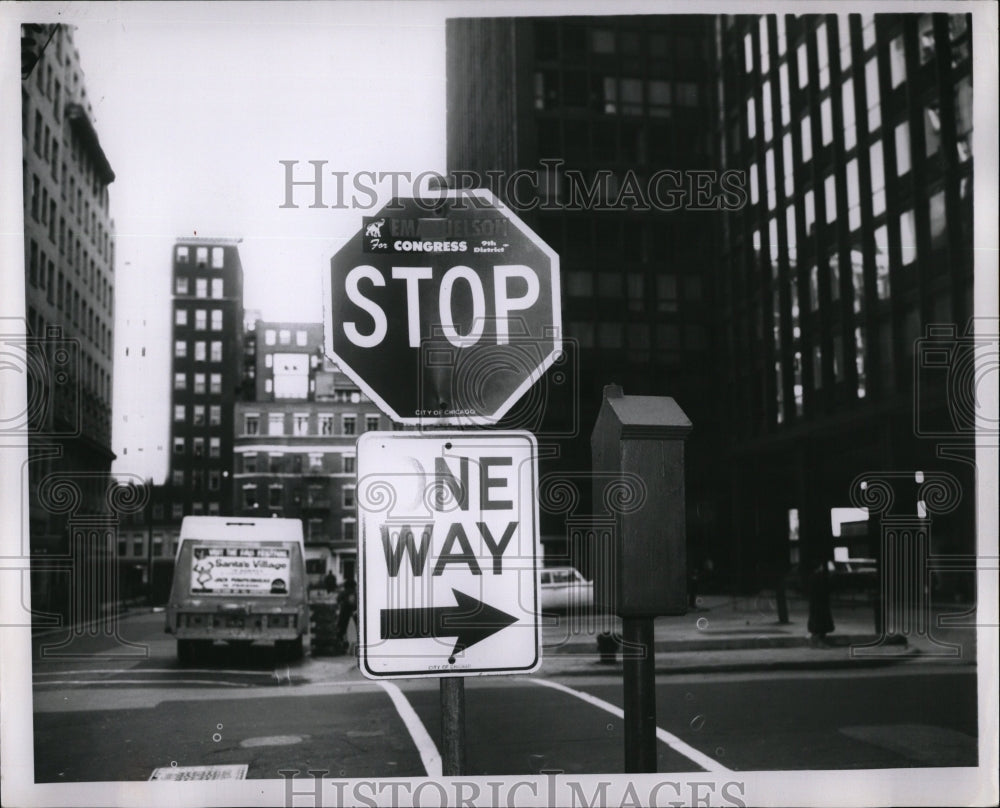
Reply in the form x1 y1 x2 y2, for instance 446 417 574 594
28 610 979 781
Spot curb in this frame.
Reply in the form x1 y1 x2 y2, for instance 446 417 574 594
543 633 908 655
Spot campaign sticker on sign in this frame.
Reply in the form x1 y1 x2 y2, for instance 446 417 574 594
357 431 540 679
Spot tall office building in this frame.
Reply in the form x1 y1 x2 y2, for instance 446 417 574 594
446 13 976 592
718 13 975 590
446 16 725 566
21 24 117 618
167 238 246 518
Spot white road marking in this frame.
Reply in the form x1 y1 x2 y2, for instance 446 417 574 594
33 668 276 677
528 678 732 773
376 681 442 778
34 679 250 687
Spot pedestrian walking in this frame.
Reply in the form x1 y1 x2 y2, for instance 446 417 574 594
807 560 835 646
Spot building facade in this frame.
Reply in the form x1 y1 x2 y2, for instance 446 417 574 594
233 320 388 583
21 24 118 619
167 238 247 518
718 13 975 595
446 16 726 569
445 13 977 595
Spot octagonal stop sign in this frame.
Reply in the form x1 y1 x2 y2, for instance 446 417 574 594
327 190 561 425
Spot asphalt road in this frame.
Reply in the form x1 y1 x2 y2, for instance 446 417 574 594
27 611 979 781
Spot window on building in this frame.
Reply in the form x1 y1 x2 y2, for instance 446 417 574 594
342 520 356 542
176 246 189 263
196 247 208 267
319 414 334 435
173 437 185 454
924 103 941 156
194 373 206 394
842 78 857 150
365 415 380 432
648 80 670 118
175 308 188 326
209 341 222 362
846 158 861 230
861 14 876 50
269 413 285 436
208 471 220 491
744 32 754 72
211 247 224 268
269 452 284 473
193 437 204 457
762 82 773 142
656 275 679 313
174 404 185 421
174 340 187 358
133 537 144 556
174 372 186 390
209 437 220 458
195 278 207 298
899 209 917 265
209 373 221 394
865 57 880 131
747 97 756 140
870 140 886 215
804 190 816 234
749 162 759 205
800 115 812 162
894 121 911 175
195 309 207 330
194 341 206 361
308 453 323 471
343 486 356 508
279 329 291 345
929 190 947 250
786 205 797 263
797 42 808 89
820 98 833 145
816 22 830 88
243 484 258 509
343 455 356 474
824 174 837 223
295 330 308 347
193 405 205 425
889 36 906 88
210 405 221 426
211 310 223 331
779 63 790 125
172 470 185 486
175 277 189 295
268 485 283 509
343 415 356 435
244 453 257 473
917 15 935 64
838 15 852 70
265 329 276 346
211 278 223 299
245 414 259 435
874 225 891 298
293 413 310 436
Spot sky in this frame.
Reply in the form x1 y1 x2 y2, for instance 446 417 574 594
61 4 450 480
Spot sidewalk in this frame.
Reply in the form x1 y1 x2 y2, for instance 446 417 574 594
535 593 979 677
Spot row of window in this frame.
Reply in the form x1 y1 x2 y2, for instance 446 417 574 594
241 482 356 511
174 307 225 330
174 340 224 362
242 412 380 437
27 169 113 269
176 245 225 269
564 269 698 311
534 22 712 65
534 72 702 116
27 248 112 361
175 276 225 299
173 436 222 457
173 371 226 395
118 532 178 558
25 306 112 405
239 451 356 475
262 328 312 347
566 320 708 358
173 403 222 425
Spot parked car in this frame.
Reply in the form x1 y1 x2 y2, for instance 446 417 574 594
538 567 594 612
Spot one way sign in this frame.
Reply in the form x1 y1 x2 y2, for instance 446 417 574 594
356 431 540 678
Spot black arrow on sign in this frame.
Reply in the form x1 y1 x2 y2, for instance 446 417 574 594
380 589 518 659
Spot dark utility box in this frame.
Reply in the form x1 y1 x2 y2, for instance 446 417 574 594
591 385 692 618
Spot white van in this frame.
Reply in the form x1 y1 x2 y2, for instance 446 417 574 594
165 517 309 662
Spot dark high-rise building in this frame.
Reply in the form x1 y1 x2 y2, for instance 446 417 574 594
446 13 977 598
167 238 246 517
446 16 726 567
717 13 975 594
21 24 117 619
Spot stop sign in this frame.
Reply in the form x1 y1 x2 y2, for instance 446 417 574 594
327 190 561 424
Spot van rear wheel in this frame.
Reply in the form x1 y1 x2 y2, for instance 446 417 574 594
276 636 303 662
177 639 210 666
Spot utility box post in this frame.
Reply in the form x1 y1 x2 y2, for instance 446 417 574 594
591 384 693 618
591 384 692 772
